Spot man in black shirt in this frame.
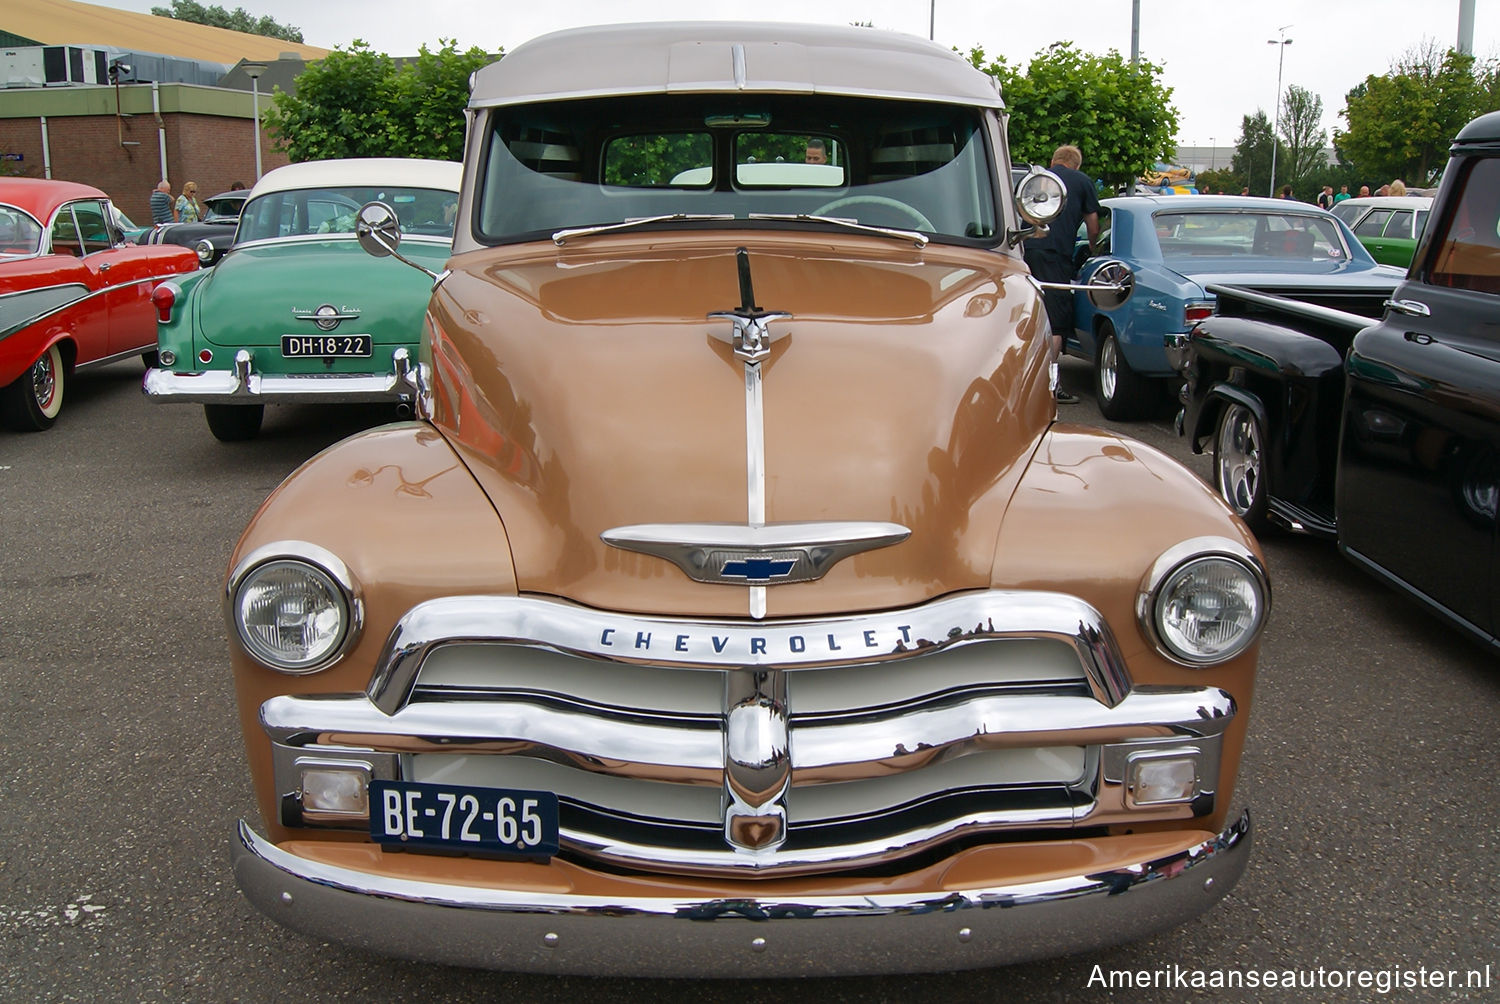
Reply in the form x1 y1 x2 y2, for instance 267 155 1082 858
1023 145 1100 403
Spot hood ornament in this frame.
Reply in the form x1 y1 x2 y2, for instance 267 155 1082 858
708 247 788 363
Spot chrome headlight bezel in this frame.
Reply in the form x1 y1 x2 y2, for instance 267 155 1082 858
194 238 215 263
1137 537 1270 667
226 542 363 674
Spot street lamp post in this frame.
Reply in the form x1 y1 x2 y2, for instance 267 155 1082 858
1267 27 1292 197
1210 137 1216 172
244 62 266 181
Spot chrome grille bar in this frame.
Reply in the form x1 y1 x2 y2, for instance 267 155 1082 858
261 686 1230 787
366 591 1133 715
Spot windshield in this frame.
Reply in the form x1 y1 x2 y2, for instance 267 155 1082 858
1152 211 1352 262
238 186 459 242
476 94 998 245
0 204 44 257
203 195 246 222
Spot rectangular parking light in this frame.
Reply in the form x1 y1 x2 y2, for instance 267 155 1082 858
300 763 371 819
1127 752 1198 807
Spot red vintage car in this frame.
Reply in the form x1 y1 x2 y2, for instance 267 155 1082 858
0 178 198 431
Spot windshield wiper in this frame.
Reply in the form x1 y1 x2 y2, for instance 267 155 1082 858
551 214 735 246
748 213 928 248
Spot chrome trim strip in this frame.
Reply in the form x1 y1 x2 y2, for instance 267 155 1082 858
364 592 1134 715
600 520 912 586
731 43 747 89
143 346 419 403
263 686 1227 789
1 271 185 341
231 811 1250 976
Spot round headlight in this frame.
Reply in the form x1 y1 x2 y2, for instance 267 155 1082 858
234 559 350 672
194 238 214 263
1015 168 1066 225
1149 555 1267 665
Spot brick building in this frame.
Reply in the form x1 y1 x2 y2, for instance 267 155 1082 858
2 0 328 221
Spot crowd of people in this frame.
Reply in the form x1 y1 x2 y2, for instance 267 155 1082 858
1198 179 1414 202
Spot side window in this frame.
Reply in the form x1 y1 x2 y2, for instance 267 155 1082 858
1384 210 1413 238
49 206 82 256
1354 209 1392 237
71 201 113 254
1428 157 1500 294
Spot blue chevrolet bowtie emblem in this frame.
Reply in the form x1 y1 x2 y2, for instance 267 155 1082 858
720 557 798 581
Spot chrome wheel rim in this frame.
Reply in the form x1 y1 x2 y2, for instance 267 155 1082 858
32 350 57 413
1098 335 1118 402
1215 405 1262 515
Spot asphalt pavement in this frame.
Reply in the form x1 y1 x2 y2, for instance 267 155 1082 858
1 356 1496 1002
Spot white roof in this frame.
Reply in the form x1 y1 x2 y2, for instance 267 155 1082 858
248 159 462 197
471 22 1004 109
1334 196 1434 210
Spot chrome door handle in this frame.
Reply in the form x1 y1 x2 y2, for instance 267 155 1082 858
98 262 112 271
1384 298 1430 317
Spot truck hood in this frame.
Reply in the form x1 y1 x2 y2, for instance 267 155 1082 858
425 233 1053 618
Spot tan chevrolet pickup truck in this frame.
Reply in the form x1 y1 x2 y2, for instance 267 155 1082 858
224 20 1268 976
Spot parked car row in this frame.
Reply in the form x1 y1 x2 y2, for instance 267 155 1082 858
1067 194 1405 420
1177 110 1500 653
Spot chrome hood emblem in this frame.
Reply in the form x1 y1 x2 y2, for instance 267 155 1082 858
292 303 362 331
601 522 911 586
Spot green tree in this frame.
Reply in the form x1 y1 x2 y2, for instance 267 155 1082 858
150 1 303 43
263 40 493 162
967 42 1178 188
1232 110 1282 196
1278 84 1329 194
1194 167 1242 195
1337 43 1488 185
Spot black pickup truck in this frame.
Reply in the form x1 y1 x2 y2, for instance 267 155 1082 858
1180 110 1500 652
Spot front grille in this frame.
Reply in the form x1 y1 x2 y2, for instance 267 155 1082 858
264 592 1235 876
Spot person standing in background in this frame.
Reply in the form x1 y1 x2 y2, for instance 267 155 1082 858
150 180 174 223
175 182 204 223
1023 144 1100 405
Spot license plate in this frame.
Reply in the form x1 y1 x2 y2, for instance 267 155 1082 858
281 334 372 357
369 780 559 857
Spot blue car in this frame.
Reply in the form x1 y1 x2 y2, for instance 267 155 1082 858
1071 195 1404 420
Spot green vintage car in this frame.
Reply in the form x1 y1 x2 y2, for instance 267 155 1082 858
144 158 461 440
1330 195 1433 268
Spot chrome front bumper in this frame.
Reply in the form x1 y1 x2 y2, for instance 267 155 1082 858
232 811 1251 977
142 347 418 404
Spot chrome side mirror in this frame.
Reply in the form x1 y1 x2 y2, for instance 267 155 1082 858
356 200 440 283
1014 167 1066 226
356 201 402 258
1087 260 1135 309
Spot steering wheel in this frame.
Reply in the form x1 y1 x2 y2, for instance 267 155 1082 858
812 195 934 232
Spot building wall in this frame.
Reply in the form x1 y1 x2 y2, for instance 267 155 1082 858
0 83 288 223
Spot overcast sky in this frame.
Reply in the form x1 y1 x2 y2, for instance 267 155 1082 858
98 0 1497 159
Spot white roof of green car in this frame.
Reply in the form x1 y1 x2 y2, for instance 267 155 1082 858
248 159 462 196
470 21 1005 109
